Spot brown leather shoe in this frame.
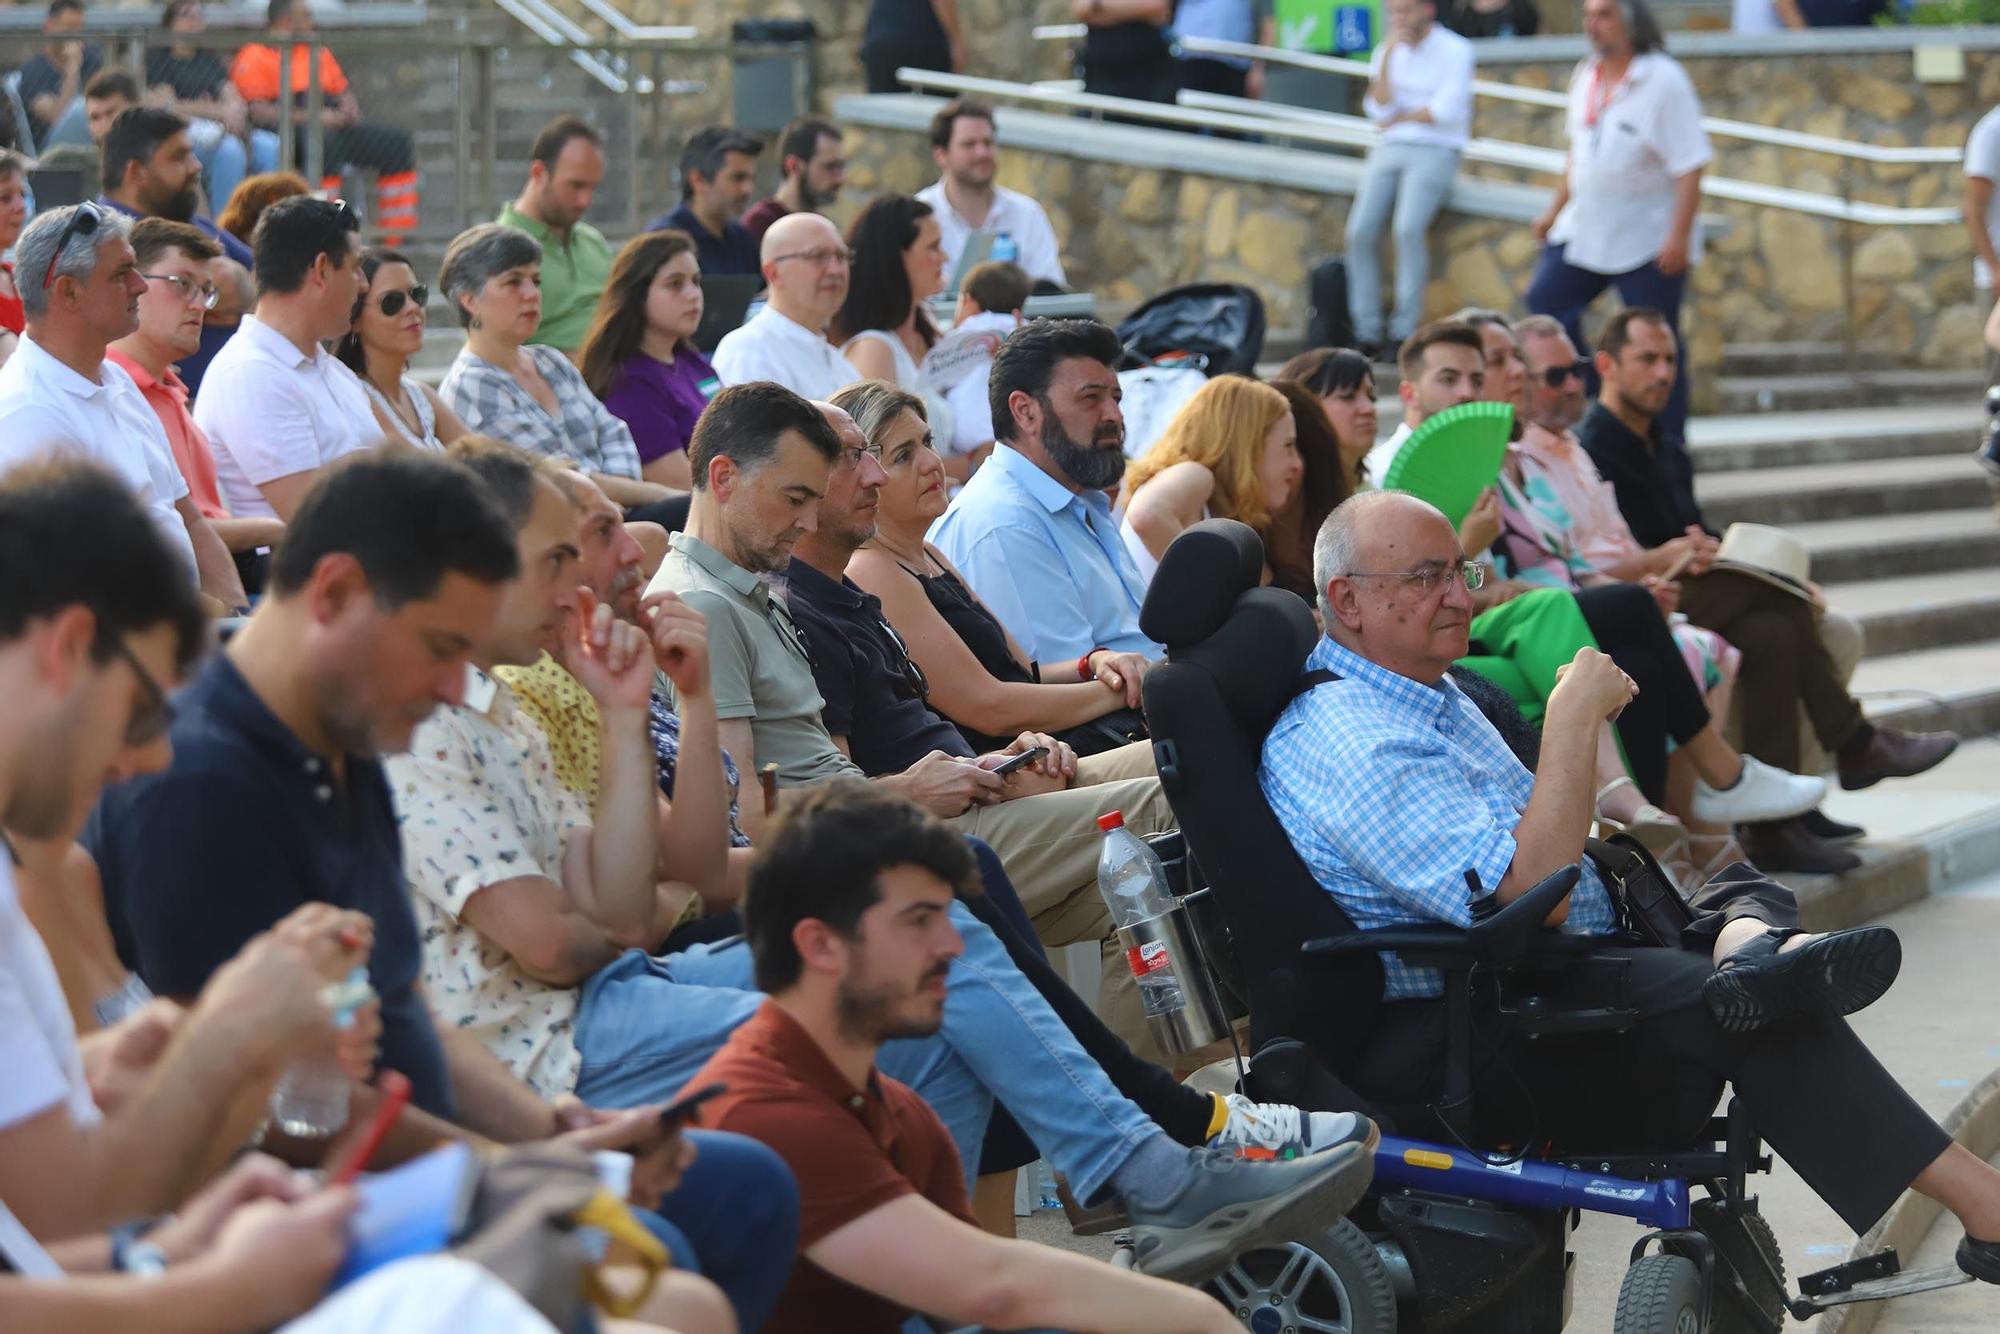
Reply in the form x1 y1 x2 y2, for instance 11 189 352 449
1737 816 1863 875
1836 727 1959 791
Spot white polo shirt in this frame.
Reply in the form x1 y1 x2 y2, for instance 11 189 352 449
0 335 198 582
0 852 102 1137
1362 24 1476 150
712 304 863 400
915 179 1068 288
194 313 381 520
1965 106 2000 287
1548 52 1713 276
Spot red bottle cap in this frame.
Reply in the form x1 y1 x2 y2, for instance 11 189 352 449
1096 810 1125 832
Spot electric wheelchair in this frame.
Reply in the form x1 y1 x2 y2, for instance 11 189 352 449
1129 519 1970 1333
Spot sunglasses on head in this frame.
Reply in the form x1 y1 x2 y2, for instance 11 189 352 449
1540 363 1586 387
40 200 103 291
375 284 428 316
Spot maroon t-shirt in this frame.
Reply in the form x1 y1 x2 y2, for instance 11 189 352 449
741 197 792 250
684 999 973 1334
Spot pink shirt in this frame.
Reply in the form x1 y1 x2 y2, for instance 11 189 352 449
106 347 228 521
1515 421 1645 575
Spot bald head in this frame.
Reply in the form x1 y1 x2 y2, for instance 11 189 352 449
798 399 887 562
1314 491 1476 683
762 212 849 332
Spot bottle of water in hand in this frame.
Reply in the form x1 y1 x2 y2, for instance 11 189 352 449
1095 811 1186 1020
268 966 374 1140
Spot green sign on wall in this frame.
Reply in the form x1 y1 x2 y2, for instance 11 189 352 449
1272 0 1383 56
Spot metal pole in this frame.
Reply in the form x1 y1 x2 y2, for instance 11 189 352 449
276 31 294 173
454 44 473 231
625 44 641 236
304 37 324 191
479 44 497 223
1839 163 1858 385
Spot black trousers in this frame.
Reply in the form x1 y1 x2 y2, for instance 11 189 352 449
1358 938 1949 1235
1573 582 1715 806
862 39 952 94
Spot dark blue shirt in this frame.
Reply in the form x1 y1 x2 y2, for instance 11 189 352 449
782 558 973 776
645 203 761 277
83 653 456 1120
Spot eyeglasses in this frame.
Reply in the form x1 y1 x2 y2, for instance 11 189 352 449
875 616 930 702
40 200 103 291
141 271 220 310
109 637 175 746
1539 363 1586 387
836 441 885 470
768 246 853 268
1345 560 1487 595
374 284 428 317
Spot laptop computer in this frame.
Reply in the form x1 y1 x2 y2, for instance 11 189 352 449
694 274 765 354
947 230 999 294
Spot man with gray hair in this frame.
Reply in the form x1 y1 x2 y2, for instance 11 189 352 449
0 202 245 610
645 126 763 277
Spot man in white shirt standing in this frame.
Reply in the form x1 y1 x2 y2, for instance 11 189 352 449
0 203 244 611
713 212 863 399
1526 0 1709 473
1345 0 1474 360
194 195 381 522
915 99 1067 289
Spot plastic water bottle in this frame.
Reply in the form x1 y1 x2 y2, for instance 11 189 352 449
1095 811 1187 1019
1035 1158 1062 1211
991 232 1019 265
267 966 374 1139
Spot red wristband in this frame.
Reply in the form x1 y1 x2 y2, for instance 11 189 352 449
1078 648 1103 682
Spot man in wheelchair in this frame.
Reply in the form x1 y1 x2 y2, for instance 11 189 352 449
1259 491 2000 1287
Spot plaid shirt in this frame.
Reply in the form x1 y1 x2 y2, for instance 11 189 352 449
1260 637 1619 1000
439 344 642 480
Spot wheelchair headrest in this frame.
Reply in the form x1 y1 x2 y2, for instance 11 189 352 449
1140 519 1267 650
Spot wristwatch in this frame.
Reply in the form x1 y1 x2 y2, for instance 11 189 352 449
110 1216 171 1277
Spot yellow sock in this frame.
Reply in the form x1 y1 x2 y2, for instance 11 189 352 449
1204 1091 1229 1142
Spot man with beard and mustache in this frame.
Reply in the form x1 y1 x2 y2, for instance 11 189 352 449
916 99 1066 289
96 105 253 268
930 319 1160 672
499 115 612 358
680 781 1263 1334
741 117 847 252
0 204 244 612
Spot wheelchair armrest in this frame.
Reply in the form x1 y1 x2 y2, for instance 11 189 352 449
1300 864 1584 968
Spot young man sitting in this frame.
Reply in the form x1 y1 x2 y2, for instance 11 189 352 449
686 779 1323 1334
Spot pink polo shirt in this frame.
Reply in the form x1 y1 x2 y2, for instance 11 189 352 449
106 347 227 521
1515 421 1645 575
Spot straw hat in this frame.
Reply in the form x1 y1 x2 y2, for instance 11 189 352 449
1711 523 1812 599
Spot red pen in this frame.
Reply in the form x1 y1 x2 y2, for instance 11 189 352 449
327 1069 412 1185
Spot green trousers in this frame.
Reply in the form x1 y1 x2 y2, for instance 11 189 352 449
1458 587 1599 726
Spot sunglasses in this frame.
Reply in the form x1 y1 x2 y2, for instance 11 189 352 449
875 616 930 702
40 200 103 291
110 637 175 747
1540 363 1587 387
375 284 428 317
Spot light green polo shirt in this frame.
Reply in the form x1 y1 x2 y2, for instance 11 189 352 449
498 201 614 355
645 531 864 787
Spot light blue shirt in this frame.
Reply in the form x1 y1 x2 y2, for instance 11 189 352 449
928 443 1164 666
1174 0 1259 67
1260 637 1620 1000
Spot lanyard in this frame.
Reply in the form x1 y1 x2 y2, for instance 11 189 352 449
1583 60 1629 130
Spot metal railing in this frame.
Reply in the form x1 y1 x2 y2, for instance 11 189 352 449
1030 23 1962 164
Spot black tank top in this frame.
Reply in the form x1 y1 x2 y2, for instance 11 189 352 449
903 562 1035 753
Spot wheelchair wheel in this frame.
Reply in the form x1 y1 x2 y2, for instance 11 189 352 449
1203 1217 1397 1333
1703 1207 1787 1334
1615 1253 1703 1334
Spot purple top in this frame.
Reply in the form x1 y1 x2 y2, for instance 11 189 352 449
601 347 722 465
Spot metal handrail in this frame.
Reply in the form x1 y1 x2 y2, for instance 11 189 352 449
894 68 1956 226
565 0 694 43
491 0 630 91
1030 23 1960 164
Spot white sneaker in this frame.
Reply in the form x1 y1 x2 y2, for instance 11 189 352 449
1209 1093 1378 1160
1690 756 1826 825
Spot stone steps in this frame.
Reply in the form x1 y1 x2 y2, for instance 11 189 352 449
1697 453 1993 528
1824 568 2000 658
1851 642 2000 741
1789 508 2000 584
1686 404 1981 472
1715 366 1989 415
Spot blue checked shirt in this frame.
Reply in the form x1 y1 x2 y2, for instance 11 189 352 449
1260 637 1620 1000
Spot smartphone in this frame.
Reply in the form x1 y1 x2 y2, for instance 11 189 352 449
659 1082 726 1129
990 746 1049 777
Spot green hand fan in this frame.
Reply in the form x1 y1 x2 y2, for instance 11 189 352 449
1380 400 1515 527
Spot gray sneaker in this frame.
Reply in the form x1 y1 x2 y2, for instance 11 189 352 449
1126 1133 1377 1284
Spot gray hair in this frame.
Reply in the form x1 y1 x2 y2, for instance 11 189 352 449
1310 490 1445 626
1512 314 1567 344
437 223 543 330
18 205 133 320
830 379 927 448
1448 306 1513 336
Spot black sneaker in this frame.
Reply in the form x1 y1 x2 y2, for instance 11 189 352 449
1703 926 1902 1034
1958 1234 2000 1283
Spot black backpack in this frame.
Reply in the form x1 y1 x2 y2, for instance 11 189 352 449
1116 282 1267 378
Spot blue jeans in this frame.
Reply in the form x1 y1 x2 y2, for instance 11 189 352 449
637 1129 799 1334
1345 140 1461 342
1526 241 1692 456
572 901 1160 1207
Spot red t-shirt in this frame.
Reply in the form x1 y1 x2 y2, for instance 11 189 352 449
0 262 24 336
740 197 791 250
683 999 973 1334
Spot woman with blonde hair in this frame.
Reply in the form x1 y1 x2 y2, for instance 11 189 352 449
1116 373 1303 585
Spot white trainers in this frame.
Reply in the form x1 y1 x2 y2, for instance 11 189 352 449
1209 1093 1378 1160
1690 756 1826 825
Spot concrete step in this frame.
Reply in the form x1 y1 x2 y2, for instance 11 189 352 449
1789 509 2000 585
1716 367 1988 415
1852 641 2000 740
1826 568 2000 658
1687 404 1983 473
1719 340 1898 378
1697 453 1994 528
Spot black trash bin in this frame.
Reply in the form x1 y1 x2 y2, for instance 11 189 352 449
731 19 816 133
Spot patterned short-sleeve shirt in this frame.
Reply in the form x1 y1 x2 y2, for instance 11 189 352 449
438 343 643 481
386 666 592 1098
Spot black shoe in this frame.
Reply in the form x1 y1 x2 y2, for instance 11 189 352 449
1959 1234 2000 1283
1703 925 1902 1034
1798 808 1866 844
1737 817 1863 875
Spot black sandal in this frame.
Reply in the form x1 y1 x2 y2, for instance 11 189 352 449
1702 926 1902 1034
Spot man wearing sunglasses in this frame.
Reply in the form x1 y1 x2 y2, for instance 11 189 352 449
0 203 247 614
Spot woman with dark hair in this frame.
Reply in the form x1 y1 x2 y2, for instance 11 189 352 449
1265 382 1356 599
335 246 465 452
830 193 955 446
1275 347 1380 490
576 230 717 491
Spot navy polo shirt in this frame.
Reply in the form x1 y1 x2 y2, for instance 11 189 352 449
644 202 762 277
782 558 973 776
82 653 455 1120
